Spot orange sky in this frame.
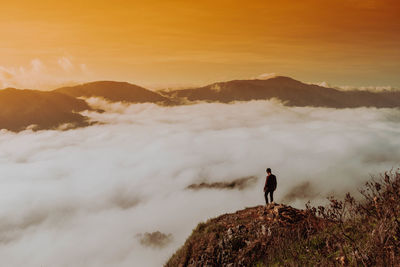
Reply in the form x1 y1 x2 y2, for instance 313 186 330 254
1 0 399 89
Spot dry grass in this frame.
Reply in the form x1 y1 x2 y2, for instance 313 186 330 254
166 170 400 266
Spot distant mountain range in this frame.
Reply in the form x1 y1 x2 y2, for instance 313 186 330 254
164 76 400 108
1 76 399 132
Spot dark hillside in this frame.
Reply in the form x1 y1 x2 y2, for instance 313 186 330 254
0 88 92 131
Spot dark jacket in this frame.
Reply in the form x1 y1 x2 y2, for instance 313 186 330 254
264 174 277 192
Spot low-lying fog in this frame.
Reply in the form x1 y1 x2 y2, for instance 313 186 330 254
0 99 399 266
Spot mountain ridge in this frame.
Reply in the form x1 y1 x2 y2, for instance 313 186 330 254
164 76 400 108
2 76 400 132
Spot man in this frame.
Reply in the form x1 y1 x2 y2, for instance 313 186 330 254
264 168 277 204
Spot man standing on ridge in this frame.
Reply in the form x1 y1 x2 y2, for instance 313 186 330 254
264 168 277 204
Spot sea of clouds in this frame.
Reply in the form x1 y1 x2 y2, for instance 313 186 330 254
0 99 399 266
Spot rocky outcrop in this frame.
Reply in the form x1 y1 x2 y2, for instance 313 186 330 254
166 203 324 267
167 172 400 266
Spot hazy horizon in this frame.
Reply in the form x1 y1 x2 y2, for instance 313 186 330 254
1 73 399 92
1 0 400 89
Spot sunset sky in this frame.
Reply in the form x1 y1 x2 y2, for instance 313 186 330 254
1 0 399 89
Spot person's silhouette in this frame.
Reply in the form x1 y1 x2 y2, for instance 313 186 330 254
264 168 277 204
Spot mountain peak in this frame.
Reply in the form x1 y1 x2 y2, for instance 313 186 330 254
55 81 171 104
255 75 300 82
166 203 322 266
167 172 400 266
73 80 143 88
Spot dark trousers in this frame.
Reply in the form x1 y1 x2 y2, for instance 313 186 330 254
264 190 274 204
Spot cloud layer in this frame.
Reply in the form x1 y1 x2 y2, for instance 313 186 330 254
313 81 399 92
0 100 399 266
0 58 90 90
